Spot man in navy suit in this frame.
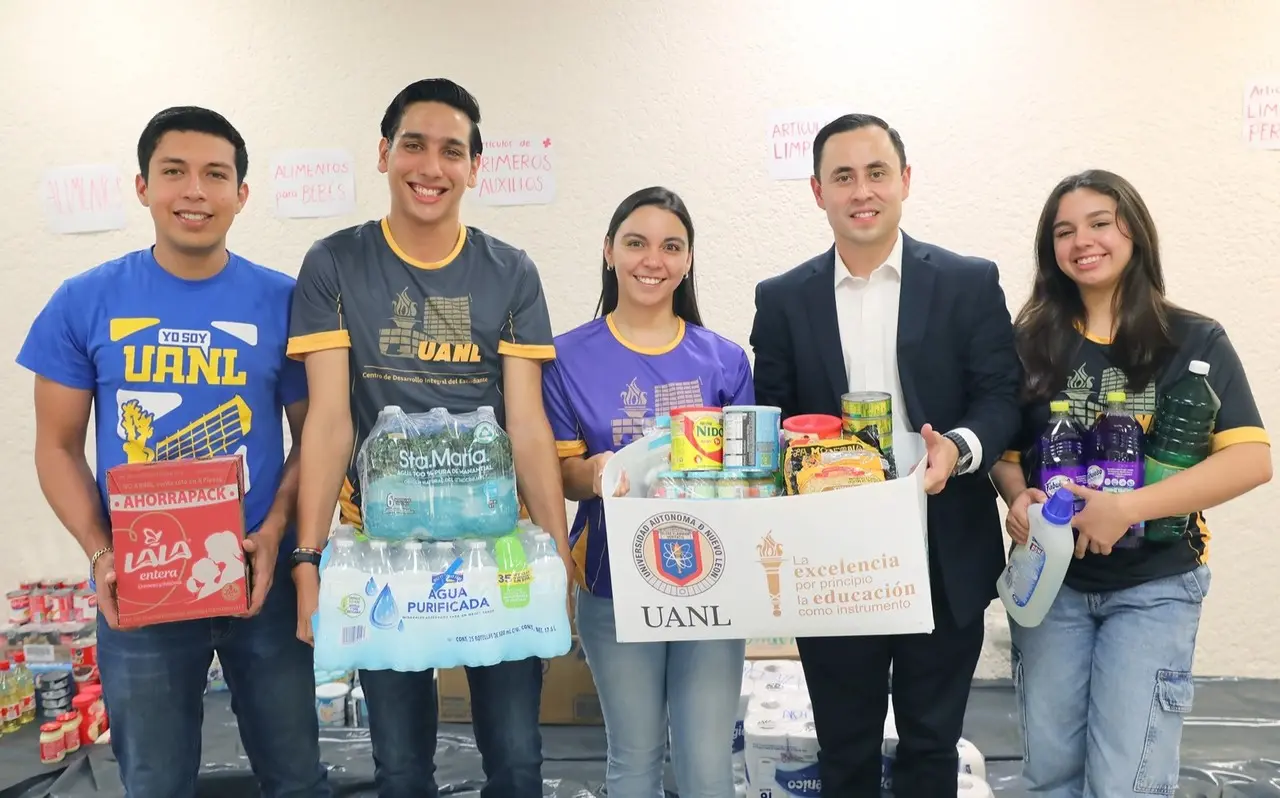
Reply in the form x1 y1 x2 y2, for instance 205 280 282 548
749 113 1021 797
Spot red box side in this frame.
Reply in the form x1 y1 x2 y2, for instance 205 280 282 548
107 456 250 629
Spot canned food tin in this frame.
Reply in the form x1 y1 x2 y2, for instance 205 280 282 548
723 405 782 470
840 391 896 478
36 671 70 690
6 590 30 625
647 470 686 499
683 473 719 499
315 682 350 727
669 407 724 471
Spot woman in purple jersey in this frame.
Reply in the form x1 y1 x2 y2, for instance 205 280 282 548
542 187 754 798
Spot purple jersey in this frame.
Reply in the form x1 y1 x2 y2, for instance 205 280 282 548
542 315 754 598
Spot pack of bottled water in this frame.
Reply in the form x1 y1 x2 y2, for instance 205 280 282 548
313 522 572 671
357 405 519 541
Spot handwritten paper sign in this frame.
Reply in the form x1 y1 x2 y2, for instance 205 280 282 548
1244 79 1280 149
269 149 357 218
474 136 555 206
767 107 847 180
40 164 127 234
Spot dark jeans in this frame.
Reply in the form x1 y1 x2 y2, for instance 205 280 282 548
360 657 544 798
797 610 985 798
97 562 329 798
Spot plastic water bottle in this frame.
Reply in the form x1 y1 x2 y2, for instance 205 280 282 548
460 540 499 665
364 540 400 668
421 541 461 648
998 488 1076 627
315 535 373 670
1087 391 1145 547
1038 400 1088 512
527 531 571 657
390 541 430 669
1144 360 1221 542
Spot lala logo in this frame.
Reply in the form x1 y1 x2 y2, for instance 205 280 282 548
123 526 193 574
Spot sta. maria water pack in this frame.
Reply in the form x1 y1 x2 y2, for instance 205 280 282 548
313 406 571 671
357 405 519 541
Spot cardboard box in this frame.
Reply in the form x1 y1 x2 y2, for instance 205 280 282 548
437 636 602 726
106 456 250 628
746 637 799 660
601 432 934 643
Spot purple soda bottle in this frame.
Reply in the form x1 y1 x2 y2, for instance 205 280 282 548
1086 391 1145 548
1038 400 1088 512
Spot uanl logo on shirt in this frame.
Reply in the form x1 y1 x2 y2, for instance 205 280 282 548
109 318 257 488
379 288 483 364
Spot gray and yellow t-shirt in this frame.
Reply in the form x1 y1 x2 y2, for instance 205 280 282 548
287 218 555 528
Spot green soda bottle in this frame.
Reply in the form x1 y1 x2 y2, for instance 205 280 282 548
494 533 532 609
1143 360 1220 542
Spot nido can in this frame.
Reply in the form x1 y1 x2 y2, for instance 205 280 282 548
722 405 782 470
669 407 724 471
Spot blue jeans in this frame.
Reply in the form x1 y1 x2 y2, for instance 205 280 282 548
97 561 329 798
359 656 544 798
1009 564 1211 797
576 587 746 798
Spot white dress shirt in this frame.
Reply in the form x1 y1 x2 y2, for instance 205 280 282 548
833 231 982 474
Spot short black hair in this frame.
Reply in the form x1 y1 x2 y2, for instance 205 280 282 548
137 106 248 185
812 113 907 177
380 78 483 159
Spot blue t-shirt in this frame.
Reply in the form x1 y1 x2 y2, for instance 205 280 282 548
15 249 308 557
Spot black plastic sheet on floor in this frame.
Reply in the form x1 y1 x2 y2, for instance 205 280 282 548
3 678 1279 797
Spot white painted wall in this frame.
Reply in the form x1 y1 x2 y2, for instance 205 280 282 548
1 0 1277 677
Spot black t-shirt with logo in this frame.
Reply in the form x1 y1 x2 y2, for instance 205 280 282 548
287 219 555 528
1005 311 1268 592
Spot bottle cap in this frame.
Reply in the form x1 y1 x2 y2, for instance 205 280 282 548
1189 360 1210 376
1041 487 1076 525
380 405 402 415
403 540 423 550
1105 390 1126 403
1049 400 1070 413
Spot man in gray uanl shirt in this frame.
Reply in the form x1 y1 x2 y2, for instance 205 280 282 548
286 78 575 798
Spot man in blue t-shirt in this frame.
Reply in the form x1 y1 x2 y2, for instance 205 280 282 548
16 107 329 798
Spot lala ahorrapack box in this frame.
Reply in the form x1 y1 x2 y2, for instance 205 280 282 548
105 456 250 629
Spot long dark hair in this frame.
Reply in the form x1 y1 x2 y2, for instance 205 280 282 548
1015 169 1177 402
594 186 703 326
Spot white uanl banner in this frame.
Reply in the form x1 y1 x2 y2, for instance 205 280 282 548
602 432 933 642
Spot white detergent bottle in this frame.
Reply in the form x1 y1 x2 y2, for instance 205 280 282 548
998 487 1076 627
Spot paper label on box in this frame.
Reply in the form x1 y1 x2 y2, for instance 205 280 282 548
602 434 934 642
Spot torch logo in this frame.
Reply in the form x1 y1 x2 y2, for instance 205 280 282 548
757 532 785 617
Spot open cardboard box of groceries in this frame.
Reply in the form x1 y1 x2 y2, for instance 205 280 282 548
601 406 934 643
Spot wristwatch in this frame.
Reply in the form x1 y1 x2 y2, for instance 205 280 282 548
290 548 323 570
943 430 974 475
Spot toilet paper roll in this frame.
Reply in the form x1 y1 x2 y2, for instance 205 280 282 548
744 716 793 787
881 736 987 791
957 737 986 782
750 659 804 686
958 773 995 798
745 697 787 723
770 721 821 796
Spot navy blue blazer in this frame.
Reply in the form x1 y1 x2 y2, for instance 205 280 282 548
748 232 1022 627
